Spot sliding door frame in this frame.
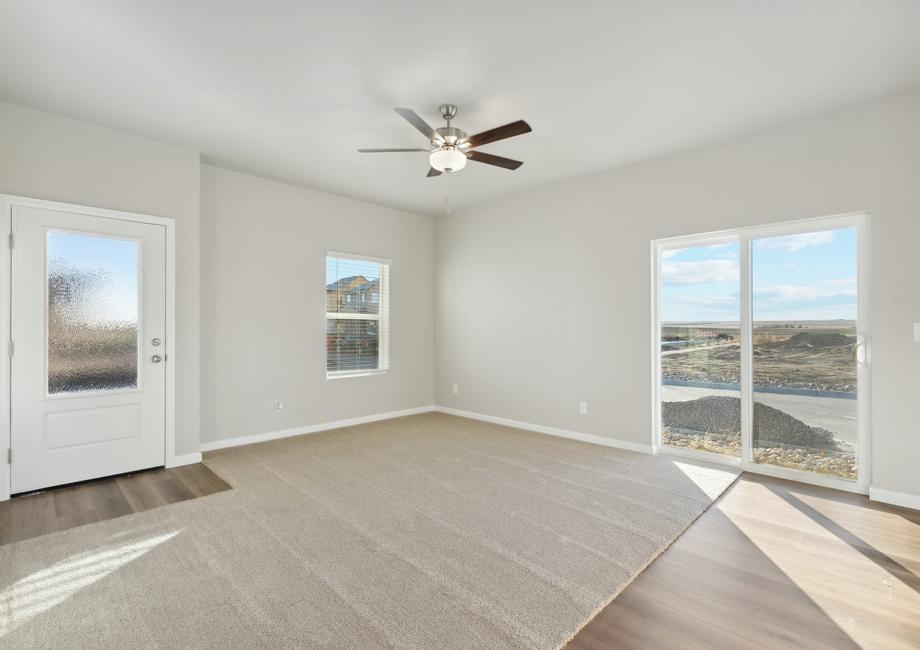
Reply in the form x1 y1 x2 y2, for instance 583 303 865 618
651 212 870 495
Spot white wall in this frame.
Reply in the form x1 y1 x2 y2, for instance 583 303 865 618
2 93 916 503
199 165 434 445
0 102 434 457
435 91 920 500
0 101 202 456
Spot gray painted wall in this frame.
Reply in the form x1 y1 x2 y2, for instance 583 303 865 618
2 93 917 503
199 165 434 444
0 101 434 457
435 91 920 499
0 101 202 456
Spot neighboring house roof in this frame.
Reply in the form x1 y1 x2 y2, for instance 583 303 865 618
352 279 379 293
326 275 368 291
327 276 381 314
326 276 379 294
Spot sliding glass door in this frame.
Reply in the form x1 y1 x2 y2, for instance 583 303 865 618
659 240 741 457
655 215 868 491
751 227 860 480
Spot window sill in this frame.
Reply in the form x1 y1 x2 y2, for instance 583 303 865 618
326 369 389 380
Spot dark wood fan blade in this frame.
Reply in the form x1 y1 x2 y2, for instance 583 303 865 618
465 120 531 148
394 108 442 142
466 150 523 170
426 167 442 177
357 148 428 152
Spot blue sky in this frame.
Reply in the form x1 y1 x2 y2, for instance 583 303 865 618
661 227 857 323
48 232 854 327
326 256 380 284
48 231 138 324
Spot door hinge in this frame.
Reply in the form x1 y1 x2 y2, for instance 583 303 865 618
6 448 10 465
7 233 12 250
7 340 12 357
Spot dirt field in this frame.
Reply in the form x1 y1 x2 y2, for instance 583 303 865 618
661 322 856 392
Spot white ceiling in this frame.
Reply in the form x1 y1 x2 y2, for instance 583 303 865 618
1 1 919 217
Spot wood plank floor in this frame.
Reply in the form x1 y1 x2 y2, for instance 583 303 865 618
0 463 230 546
567 473 920 650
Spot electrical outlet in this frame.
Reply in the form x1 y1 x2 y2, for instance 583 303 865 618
451 384 459 395
274 400 286 412
579 401 588 415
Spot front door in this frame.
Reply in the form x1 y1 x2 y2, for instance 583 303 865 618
11 205 166 494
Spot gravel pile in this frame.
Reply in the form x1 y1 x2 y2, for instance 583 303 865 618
661 430 857 480
661 395 839 450
781 331 855 350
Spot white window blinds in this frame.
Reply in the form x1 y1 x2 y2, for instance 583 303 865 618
325 252 390 376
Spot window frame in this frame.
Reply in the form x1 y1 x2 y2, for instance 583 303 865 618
325 250 390 379
650 212 871 495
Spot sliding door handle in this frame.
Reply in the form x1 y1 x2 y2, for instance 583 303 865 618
852 335 867 365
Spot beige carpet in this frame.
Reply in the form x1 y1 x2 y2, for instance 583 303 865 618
0 412 738 649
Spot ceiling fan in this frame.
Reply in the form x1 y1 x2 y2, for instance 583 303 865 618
358 104 531 176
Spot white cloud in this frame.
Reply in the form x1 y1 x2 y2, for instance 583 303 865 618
662 259 738 285
753 280 857 319
754 279 856 305
755 230 834 253
661 250 678 259
674 294 739 310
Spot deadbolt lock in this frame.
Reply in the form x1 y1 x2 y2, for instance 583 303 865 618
152 338 161 346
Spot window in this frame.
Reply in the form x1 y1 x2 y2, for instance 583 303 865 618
326 252 389 377
47 231 140 394
653 214 868 490
658 240 741 457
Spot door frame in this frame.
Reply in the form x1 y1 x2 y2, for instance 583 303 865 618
650 211 871 495
0 194 178 502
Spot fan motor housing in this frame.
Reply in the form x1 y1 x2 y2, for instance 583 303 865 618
435 126 467 145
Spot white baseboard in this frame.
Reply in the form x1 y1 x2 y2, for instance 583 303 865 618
167 452 203 468
434 406 653 454
199 406 436 452
870 486 920 511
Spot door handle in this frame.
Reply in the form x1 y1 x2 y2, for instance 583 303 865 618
151 354 163 363
851 335 867 365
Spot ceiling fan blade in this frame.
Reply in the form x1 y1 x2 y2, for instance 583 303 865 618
394 108 442 142
426 167 442 177
466 150 524 170
357 148 429 152
465 120 531 148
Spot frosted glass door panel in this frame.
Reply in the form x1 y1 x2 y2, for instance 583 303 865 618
47 232 139 394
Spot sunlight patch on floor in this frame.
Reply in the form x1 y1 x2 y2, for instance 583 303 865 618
718 483 920 648
672 460 740 499
0 530 181 636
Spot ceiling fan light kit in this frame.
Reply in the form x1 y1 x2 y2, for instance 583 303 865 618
358 103 531 177
429 146 467 173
